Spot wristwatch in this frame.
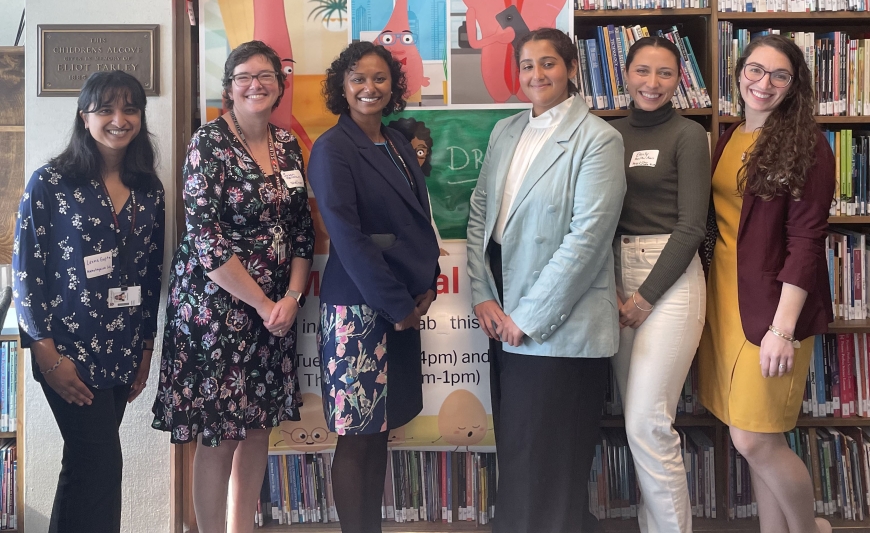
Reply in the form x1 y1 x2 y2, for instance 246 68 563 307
285 289 306 309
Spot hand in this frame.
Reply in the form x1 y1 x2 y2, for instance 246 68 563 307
619 292 653 329
616 291 626 329
473 300 506 340
414 290 436 316
255 298 276 324
40 356 94 406
128 350 153 403
497 26 516 45
395 308 422 331
496 315 525 347
439 248 450 256
759 329 795 378
264 297 300 336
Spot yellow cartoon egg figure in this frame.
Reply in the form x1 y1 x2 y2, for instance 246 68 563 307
273 392 337 451
438 389 488 446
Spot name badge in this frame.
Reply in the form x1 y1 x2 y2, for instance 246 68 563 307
84 252 113 279
108 286 141 308
629 150 660 168
281 170 304 189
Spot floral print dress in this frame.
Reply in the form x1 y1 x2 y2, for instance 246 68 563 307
151 118 315 446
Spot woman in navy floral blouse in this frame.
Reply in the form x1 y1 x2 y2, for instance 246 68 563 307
151 41 314 532
13 71 165 533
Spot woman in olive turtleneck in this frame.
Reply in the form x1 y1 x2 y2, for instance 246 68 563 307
609 37 711 533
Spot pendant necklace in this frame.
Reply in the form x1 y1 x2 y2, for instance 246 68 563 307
230 109 285 261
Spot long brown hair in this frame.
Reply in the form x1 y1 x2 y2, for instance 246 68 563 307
736 35 817 200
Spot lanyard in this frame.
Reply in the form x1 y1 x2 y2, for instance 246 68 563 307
100 181 137 289
383 134 416 193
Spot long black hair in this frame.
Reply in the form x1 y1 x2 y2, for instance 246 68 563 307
49 70 158 190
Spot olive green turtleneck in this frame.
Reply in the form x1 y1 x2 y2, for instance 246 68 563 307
610 103 711 305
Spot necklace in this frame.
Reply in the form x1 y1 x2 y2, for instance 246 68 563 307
230 110 286 261
382 133 415 192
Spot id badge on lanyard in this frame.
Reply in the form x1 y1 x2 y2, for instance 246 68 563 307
102 186 142 308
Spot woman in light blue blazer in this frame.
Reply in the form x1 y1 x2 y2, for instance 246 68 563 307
466 28 625 533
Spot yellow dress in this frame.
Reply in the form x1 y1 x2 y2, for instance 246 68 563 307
698 127 814 433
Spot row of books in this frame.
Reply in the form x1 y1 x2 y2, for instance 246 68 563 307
0 343 16 434
574 25 711 111
259 451 496 526
830 130 870 217
804 334 870 418
719 0 870 11
574 0 708 10
828 230 868 321
728 427 870 521
588 428 717 519
719 25 870 117
0 443 16 531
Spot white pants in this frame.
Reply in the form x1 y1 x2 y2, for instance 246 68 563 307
612 235 706 533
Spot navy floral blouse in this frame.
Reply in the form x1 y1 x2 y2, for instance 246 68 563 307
13 165 165 388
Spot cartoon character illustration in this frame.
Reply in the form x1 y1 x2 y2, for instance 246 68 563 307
387 424 414 445
252 0 331 254
377 0 429 101
252 0 314 151
272 392 338 451
462 0 566 102
436 389 488 448
387 117 448 255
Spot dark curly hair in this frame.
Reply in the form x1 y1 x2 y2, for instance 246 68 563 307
322 41 407 116
221 40 286 110
736 34 817 200
387 117 433 176
514 28 579 96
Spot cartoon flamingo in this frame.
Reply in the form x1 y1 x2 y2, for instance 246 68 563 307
377 0 429 100
253 0 313 151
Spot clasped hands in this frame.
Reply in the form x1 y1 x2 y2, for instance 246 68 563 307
394 289 437 332
258 295 300 337
473 300 525 347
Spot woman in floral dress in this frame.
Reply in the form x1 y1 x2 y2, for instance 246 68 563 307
151 41 314 533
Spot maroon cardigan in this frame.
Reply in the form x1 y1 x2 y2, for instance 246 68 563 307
710 122 835 345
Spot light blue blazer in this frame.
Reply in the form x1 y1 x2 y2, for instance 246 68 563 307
466 97 626 358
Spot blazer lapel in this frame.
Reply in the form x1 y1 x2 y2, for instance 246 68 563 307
505 98 587 226
488 117 526 231
340 115 428 219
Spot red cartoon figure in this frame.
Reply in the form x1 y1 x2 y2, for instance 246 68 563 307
377 0 429 101
463 0 566 103
253 0 313 151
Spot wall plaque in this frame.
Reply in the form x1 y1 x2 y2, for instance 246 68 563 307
38 24 159 97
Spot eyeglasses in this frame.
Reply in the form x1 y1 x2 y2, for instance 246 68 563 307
375 32 415 46
743 64 793 88
230 71 279 87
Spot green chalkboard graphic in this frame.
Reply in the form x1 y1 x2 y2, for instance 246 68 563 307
385 108 522 240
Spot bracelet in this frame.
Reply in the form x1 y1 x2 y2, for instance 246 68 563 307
768 325 801 348
632 292 654 312
41 355 65 375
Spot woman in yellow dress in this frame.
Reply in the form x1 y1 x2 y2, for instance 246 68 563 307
698 34 834 533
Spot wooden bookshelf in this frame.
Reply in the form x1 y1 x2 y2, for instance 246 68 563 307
717 10 870 19
719 115 870 124
575 7 712 16
829 216 870 223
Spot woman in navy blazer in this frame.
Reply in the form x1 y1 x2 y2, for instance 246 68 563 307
698 35 834 533
307 42 440 533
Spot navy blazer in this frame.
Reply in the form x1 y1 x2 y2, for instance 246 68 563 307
308 113 441 324
711 123 834 344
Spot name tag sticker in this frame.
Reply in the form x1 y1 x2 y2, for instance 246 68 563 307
84 252 113 279
281 170 304 189
629 150 660 168
108 286 141 308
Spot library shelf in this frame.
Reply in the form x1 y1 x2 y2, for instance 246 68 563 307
574 7 712 16
719 115 870 124
0 433 14 439
254 517 870 531
716 10 870 19
829 318 870 333
829 216 870 224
